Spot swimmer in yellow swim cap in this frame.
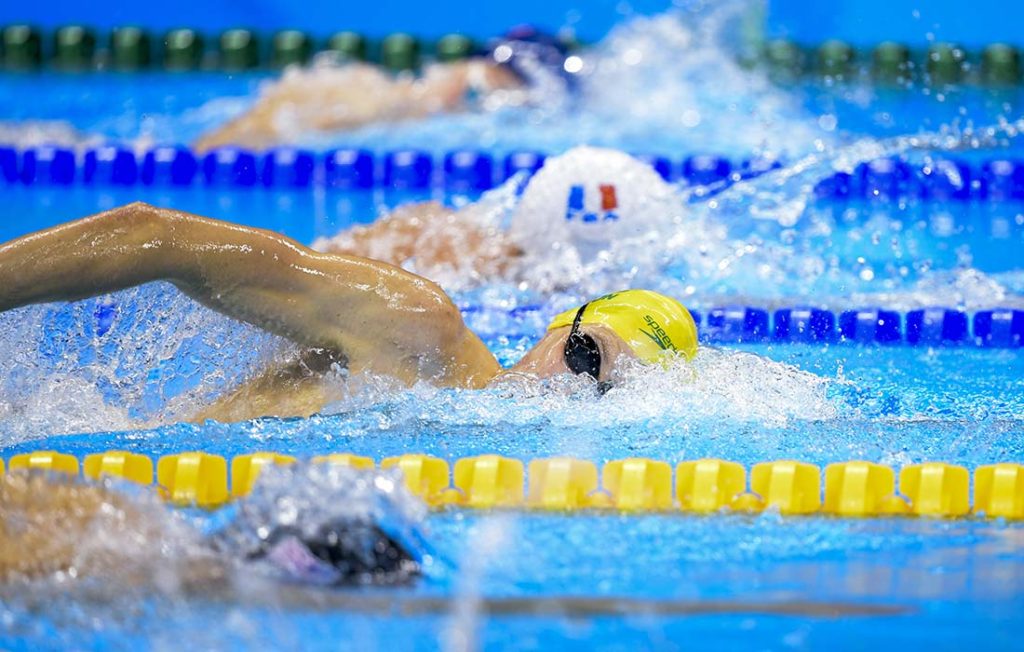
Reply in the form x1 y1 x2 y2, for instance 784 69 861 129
550 290 699 364
508 290 699 393
0 204 698 422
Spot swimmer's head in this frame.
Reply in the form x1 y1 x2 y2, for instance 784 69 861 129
507 147 682 261
548 290 699 363
506 289 698 390
486 26 574 87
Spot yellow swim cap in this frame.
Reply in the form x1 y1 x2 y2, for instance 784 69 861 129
547 290 699 362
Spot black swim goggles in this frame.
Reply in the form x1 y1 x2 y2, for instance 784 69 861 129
563 303 612 394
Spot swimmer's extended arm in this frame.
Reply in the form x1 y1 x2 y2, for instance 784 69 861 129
194 61 521 152
0 202 499 387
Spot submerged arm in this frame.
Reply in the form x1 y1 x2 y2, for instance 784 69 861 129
0 202 498 387
194 63 443 152
194 61 521 152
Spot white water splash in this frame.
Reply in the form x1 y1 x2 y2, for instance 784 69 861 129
0 120 101 150
186 1 828 157
848 268 1024 311
572 5 825 157
316 346 838 440
0 283 293 441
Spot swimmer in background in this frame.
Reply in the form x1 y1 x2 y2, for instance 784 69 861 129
314 145 686 287
0 471 908 619
194 27 573 153
0 465 422 588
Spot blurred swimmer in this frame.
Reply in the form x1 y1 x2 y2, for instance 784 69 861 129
0 172 697 421
195 27 573 152
315 146 684 287
0 465 423 587
0 471 909 619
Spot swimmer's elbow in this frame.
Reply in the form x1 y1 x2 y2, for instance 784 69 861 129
431 300 498 386
102 202 178 271
108 201 162 229
415 287 469 351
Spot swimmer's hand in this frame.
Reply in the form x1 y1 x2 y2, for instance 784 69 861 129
0 203 498 388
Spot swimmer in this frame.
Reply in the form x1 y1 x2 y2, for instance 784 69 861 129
0 472 912 619
0 465 422 587
194 27 572 152
314 146 684 288
0 200 697 422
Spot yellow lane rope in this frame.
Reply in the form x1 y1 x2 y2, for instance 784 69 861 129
3 450 1023 519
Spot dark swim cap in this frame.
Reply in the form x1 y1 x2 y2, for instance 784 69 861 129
486 25 576 87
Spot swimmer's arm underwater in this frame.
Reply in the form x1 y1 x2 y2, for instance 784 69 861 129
0 202 499 387
194 61 521 152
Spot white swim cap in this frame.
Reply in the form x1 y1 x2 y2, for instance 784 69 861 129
507 146 681 261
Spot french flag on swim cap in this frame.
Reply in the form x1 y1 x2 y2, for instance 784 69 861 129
567 184 585 220
599 184 619 221
565 184 619 222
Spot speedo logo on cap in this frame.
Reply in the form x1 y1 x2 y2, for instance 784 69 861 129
639 315 677 352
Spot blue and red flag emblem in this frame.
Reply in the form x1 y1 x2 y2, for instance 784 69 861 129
566 184 619 222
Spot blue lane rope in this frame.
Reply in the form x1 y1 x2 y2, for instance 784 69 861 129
460 305 1024 348
3 144 1024 200
65 300 1024 348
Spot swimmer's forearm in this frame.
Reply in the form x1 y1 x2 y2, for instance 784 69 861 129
0 201 412 345
0 203 173 312
0 202 498 385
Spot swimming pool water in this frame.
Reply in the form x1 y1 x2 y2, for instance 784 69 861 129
1 9 1021 158
3 510 1022 650
2 5 1024 650
2 304 1022 649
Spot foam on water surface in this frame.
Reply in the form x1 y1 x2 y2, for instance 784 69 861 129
184 3 829 157
1 153 1023 438
1 6 1024 649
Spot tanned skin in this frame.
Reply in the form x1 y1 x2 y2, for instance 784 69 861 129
194 61 522 152
0 203 635 422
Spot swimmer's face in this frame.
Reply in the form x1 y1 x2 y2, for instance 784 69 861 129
503 323 637 385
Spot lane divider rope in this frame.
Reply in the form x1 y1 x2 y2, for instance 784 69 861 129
473 304 1023 347
0 26 567 73
3 450 1023 519
2 145 1023 200
2 24 1021 88
693 306 1022 347
73 301 1024 349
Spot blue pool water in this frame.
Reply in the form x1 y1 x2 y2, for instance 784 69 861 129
2 4 1024 650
